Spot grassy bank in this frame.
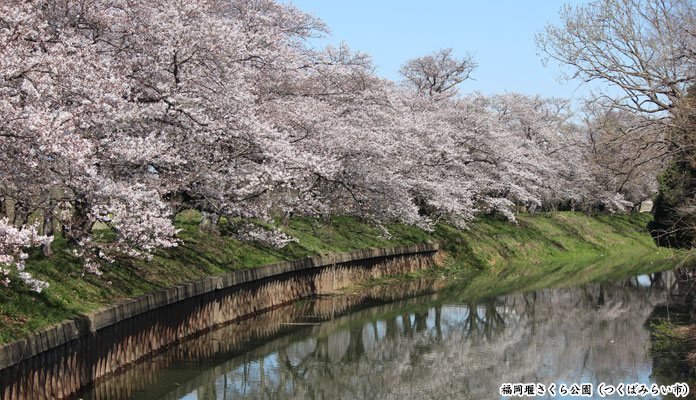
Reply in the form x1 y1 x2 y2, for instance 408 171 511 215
0 211 674 344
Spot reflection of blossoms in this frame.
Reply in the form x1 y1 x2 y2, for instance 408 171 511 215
206 279 666 400
0 218 52 292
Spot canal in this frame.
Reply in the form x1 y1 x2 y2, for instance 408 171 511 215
78 263 694 399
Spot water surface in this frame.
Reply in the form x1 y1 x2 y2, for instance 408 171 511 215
80 271 693 399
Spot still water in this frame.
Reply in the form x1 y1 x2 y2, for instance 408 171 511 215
80 272 693 399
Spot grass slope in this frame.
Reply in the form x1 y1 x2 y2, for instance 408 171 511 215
0 211 668 344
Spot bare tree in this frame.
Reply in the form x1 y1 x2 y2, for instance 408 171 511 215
580 102 669 208
536 0 696 116
399 48 477 98
538 0 696 246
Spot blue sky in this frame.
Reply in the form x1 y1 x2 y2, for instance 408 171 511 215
287 0 592 100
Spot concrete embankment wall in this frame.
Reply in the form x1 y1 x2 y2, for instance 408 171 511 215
86 278 449 399
0 243 440 400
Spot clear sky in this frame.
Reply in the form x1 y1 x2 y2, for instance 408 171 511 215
286 0 592 100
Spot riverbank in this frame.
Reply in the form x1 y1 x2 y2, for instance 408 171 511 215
78 257 683 399
0 211 674 344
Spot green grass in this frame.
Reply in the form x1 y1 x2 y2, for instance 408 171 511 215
460 212 658 267
0 211 677 344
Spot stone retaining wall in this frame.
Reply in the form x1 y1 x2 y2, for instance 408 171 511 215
0 243 440 400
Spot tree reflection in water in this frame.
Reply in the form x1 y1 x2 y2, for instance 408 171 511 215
80 273 677 400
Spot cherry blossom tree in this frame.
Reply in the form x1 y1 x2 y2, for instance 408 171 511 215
0 0 653 292
0 0 305 281
0 218 52 291
399 48 477 99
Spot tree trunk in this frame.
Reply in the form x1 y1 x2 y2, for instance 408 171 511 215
282 211 292 228
320 213 331 225
12 201 28 227
4 198 15 222
42 209 54 257
199 211 220 235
